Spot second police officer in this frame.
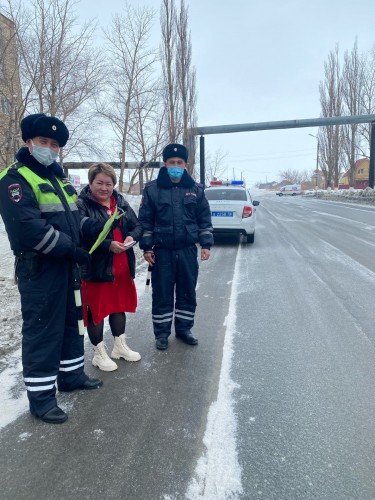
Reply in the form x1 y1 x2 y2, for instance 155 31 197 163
138 143 214 350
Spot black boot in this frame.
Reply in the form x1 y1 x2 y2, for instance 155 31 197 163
156 338 169 350
58 376 103 392
34 406 68 424
176 331 198 345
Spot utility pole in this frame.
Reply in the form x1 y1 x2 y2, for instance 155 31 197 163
315 141 320 188
309 133 320 189
199 136 205 186
369 122 375 188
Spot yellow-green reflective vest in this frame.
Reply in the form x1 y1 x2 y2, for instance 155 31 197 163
1 161 78 214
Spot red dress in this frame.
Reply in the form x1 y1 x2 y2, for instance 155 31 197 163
82 196 137 326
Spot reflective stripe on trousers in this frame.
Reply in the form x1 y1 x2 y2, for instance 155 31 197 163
151 246 198 338
18 258 85 416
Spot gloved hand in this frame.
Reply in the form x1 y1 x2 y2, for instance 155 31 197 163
72 247 91 266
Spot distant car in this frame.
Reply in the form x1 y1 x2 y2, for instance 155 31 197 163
205 180 260 243
276 184 302 196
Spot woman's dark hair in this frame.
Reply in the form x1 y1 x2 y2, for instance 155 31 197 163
88 163 117 185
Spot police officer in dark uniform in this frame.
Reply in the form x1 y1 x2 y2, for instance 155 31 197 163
0 113 103 424
138 143 213 350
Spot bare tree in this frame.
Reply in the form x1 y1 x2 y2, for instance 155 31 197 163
341 39 364 186
126 83 168 191
3 0 106 170
160 0 197 174
204 148 228 185
319 45 344 188
357 45 375 157
160 0 179 143
186 66 197 172
278 169 309 184
98 3 157 192
176 0 197 174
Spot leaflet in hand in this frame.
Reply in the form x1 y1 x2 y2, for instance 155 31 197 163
123 240 136 249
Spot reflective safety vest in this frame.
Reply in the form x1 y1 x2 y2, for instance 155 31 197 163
0 161 78 214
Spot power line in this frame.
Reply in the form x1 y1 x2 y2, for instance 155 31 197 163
227 152 316 162
227 148 316 159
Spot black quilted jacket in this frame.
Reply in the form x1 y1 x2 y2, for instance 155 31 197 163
77 186 142 281
138 167 213 251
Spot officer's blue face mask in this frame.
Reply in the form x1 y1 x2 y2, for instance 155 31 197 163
167 166 185 180
30 140 59 166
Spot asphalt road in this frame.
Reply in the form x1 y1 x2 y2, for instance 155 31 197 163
233 194 375 499
1 193 375 499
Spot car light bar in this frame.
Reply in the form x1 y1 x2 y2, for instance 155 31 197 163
209 180 245 186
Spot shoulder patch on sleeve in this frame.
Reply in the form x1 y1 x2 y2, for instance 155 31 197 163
8 183 23 203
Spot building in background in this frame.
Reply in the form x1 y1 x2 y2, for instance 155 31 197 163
0 13 22 170
339 158 369 189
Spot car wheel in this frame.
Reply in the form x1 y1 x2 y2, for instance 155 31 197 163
246 232 255 243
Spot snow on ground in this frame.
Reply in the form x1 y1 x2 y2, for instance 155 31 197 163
186 245 243 499
0 350 27 428
0 231 22 361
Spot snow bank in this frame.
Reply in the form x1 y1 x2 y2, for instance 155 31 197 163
304 187 375 205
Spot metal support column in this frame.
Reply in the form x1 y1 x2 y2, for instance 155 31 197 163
199 135 205 186
139 164 144 193
369 122 375 189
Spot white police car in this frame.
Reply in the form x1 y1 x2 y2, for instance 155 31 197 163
205 180 260 243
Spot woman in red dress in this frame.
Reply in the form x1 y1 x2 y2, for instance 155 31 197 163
77 163 142 371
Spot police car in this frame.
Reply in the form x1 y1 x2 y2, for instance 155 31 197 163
205 180 260 243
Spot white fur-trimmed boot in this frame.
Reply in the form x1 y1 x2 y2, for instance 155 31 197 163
92 341 118 371
111 334 141 362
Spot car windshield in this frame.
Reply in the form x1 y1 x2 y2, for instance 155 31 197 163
205 189 247 201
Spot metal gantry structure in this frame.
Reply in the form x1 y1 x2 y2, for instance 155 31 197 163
189 114 375 188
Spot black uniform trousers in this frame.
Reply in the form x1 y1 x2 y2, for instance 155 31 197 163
151 245 199 339
17 256 86 417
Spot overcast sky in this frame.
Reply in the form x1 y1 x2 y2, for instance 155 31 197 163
77 0 375 185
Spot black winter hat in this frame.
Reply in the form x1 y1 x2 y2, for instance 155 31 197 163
20 113 69 147
162 143 188 162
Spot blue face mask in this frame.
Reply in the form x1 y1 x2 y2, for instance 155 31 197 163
167 166 185 180
30 140 59 166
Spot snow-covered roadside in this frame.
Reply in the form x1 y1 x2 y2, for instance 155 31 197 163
303 186 375 205
0 350 27 428
186 245 243 499
0 278 22 359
